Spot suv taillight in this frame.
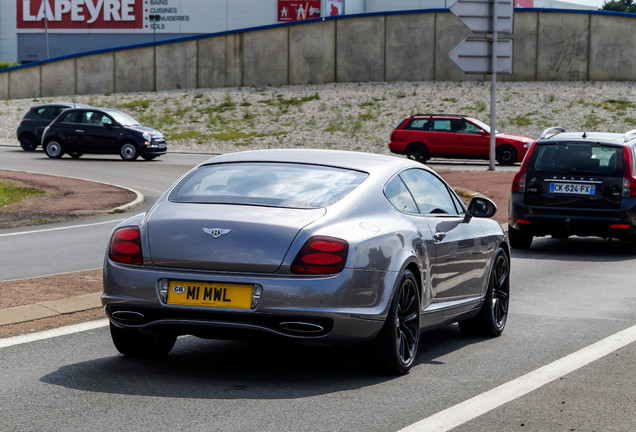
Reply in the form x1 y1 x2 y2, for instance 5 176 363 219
622 146 636 197
108 226 143 265
291 236 349 275
512 143 535 193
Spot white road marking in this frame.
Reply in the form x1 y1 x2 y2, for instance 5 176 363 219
0 219 124 237
0 319 109 349
399 323 636 432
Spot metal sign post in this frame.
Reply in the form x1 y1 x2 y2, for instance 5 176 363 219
449 0 514 170
489 0 498 171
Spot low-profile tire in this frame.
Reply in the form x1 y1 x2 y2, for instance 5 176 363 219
496 145 517 166
68 152 83 159
44 140 64 159
459 247 510 337
19 133 38 151
508 226 533 249
368 269 420 375
109 322 176 358
120 143 139 161
142 154 157 161
406 143 429 164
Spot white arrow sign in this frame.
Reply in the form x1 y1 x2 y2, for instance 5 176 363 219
449 38 513 74
449 0 514 34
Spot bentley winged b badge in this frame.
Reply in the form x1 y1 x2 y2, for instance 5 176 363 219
202 228 232 239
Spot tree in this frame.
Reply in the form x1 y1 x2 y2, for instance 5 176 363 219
601 0 636 12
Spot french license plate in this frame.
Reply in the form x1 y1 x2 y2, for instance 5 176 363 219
167 281 253 309
549 183 595 195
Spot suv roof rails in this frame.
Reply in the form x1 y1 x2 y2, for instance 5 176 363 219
539 126 566 140
411 113 467 118
624 129 636 143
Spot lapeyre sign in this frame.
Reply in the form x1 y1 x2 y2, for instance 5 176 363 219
17 0 144 29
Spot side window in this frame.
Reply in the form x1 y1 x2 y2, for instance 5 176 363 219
432 120 451 132
60 111 81 123
37 107 58 120
464 121 482 134
451 119 466 133
87 111 103 125
384 176 419 213
399 169 460 215
406 119 431 130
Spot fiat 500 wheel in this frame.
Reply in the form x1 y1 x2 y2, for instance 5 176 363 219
120 143 139 161
44 140 64 158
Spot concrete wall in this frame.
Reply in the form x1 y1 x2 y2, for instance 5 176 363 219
114 47 155 93
2 10 636 100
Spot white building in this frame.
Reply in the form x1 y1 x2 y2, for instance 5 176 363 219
0 0 598 64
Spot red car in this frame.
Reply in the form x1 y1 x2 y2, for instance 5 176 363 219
388 114 534 166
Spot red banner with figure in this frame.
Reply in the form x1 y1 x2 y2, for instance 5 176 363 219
326 0 344 16
278 1 321 22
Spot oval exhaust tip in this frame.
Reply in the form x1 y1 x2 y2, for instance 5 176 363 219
111 310 145 322
279 321 324 334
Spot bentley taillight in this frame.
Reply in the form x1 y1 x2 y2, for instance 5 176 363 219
291 236 348 275
108 226 143 265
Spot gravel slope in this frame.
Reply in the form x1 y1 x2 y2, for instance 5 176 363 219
2 81 636 153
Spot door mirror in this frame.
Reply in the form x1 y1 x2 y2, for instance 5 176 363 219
467 196 497 218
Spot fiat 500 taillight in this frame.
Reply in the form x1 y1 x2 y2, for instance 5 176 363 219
108 226 143 265
291 236 349 275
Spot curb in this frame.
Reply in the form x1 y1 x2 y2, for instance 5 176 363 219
0 292 102 326
0 168 144 213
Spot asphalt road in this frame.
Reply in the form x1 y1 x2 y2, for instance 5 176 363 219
1 146 635 431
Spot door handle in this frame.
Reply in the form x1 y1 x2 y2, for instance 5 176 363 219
434 232 446 242
75 129 84 133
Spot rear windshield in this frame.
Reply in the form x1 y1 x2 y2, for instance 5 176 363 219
529 142 623 176
169 162 369 209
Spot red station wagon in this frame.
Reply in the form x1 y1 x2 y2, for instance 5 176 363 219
388 114 534 166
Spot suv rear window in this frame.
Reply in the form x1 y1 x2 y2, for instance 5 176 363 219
169 162 368 209
529 142 622 176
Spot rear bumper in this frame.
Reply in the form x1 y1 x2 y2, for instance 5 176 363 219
388 142 405 155
509 192 636 239
102 259 394 343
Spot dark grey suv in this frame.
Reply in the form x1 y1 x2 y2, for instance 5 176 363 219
508 127 636 249
16 103 88 151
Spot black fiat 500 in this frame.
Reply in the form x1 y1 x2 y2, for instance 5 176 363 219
41 107 167 161
508 127 636 249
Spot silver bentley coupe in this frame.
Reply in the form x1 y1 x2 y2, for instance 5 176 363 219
103 149 510 374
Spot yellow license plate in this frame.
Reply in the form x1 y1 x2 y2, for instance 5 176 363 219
167 281 253 309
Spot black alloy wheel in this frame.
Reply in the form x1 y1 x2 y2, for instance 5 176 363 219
496 145 517 166
19 133 38 151
370 270 421 374
459 247 510 337
406 143 429 163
